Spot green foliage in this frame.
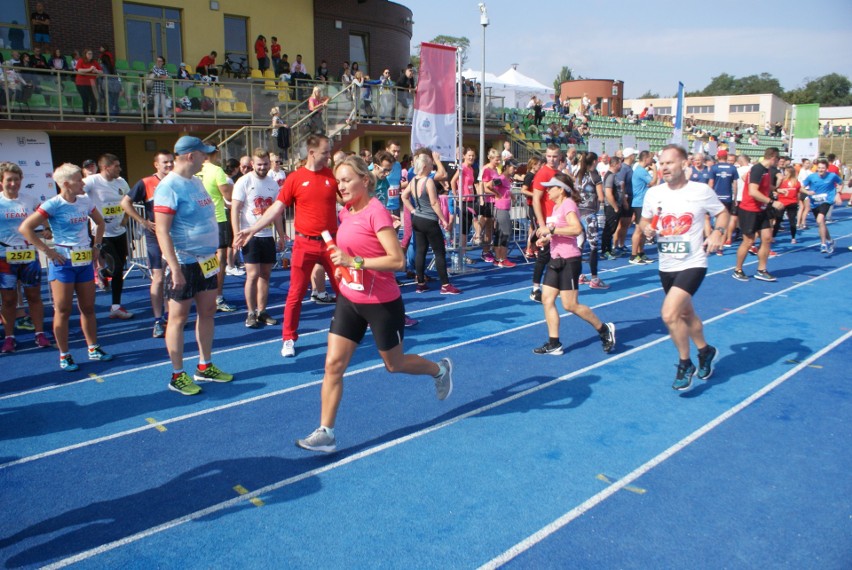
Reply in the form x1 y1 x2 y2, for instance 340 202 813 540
686 72 851 105
639 90 660 99
416 35 471 67
553 66 574 93
786 73 852 106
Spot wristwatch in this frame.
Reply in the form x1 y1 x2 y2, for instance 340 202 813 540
713 227 726 236
353 256 364 270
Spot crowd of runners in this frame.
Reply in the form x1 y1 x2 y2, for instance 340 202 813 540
0 134 849 451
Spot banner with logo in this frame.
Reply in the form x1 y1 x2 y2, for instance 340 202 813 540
791 104 820 160
0 130 54 203
411 42 457 161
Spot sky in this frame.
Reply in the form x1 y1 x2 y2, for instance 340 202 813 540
407 0 852 100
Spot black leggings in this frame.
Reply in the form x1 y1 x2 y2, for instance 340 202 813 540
581 212 599 276
772 204 798 240
533 242 551 285
601 206 619 255
412 215 449 285
102 234 128 305
76 84 97 116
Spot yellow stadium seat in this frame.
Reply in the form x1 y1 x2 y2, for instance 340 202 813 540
234 101 248 113
203 87 216 98
218 88 234 100
264 80 277 91
263 69 276 79
250 69 263 80
218 101 233 113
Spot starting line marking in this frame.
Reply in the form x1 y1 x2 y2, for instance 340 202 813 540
596 474 646 494
88 373 104 384
144 418 167 432
233 485 264 507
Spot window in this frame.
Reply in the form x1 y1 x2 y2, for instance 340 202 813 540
0 0 30 51
224 15 248 61
655 107 672 115
686 105 714 114
123 3 183 67
729 104 759 113
350 33 368 75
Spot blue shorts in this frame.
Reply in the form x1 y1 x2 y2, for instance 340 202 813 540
34 33 50 44
146 233 163 270
48 258 95 284
0 257 42 289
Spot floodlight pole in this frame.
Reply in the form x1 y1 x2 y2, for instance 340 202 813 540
478 3 489 167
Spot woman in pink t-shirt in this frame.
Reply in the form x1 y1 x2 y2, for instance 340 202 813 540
450 147 479 254
478 148 501 262
295 155 454 453
533 172 615 356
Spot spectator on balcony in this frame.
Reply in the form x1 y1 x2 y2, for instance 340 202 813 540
148 55 171 124
98 47 121 117
255 35 268 73
196 51 217 77
278 53 291 82
290 54 310 99
270 107 287 159
315 60 330 83
31 47 49 70
50 48 70 72
377 68 395 122
396 66 415 123
7 23 25 51
270 36 281 75
0 63 28 110
17 53 31 69
75 49 102 121
307 86 329 134
31 3 51 49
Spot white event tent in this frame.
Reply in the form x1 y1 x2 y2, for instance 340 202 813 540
461 65 554 109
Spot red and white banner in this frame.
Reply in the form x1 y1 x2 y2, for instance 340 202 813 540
411 42 457 162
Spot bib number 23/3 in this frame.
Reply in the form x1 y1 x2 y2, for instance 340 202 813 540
71 248 93 267
198 254 220 278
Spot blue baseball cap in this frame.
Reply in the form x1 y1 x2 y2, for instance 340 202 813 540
174 136 216 155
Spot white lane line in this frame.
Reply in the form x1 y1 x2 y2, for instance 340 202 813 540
42 310 852 570
3 261 850 472
477 329 852 570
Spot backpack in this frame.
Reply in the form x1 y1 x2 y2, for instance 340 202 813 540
200 97 214 111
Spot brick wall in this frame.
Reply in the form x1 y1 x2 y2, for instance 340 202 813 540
313 0 412 79
30 0 115 55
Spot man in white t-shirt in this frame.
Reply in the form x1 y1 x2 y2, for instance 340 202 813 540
84 153 134 319
640 144 728 393
231 149 287 328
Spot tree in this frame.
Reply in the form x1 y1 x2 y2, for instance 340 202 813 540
786 73 852 106
639 90 660 99
414 35 471 68
686 72 783 97
552 66 574 94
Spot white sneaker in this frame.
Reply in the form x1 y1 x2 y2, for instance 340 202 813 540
281 339 296 358
226 265 246 276
109 306 135 320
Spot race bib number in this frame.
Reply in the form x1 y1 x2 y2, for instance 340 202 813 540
388 186 399 198
6 246 36 264
71 248 93 266
197 253 220 278
658 239 691 258
812 193 827 204
102 204 124 217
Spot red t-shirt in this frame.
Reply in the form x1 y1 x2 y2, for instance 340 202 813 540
271 43 281 58
828 164 840 176
197 55 215 70
739 163 772 213
276 167 338 236
255 39 267 59
777 179 800 207
532 165 559 219
75 59 101 87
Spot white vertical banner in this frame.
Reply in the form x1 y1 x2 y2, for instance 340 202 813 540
411 43 458 161
588 138 604 156
0 130 54 203
622 134 636 149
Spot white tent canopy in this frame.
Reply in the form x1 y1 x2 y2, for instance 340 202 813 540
461 66 554 109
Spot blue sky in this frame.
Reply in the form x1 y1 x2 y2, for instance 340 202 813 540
408 0 852 99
